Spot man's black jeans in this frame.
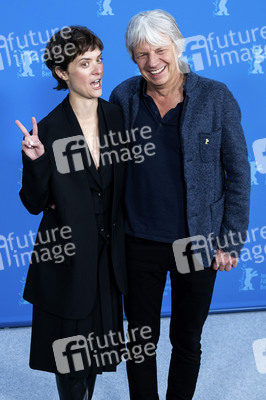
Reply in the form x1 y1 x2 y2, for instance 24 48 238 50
124 235 217 400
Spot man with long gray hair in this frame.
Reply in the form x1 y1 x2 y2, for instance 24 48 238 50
110 9 250 400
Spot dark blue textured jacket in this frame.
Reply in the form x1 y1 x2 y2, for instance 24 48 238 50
109 71 251 266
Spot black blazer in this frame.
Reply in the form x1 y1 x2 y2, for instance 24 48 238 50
20 96 127 319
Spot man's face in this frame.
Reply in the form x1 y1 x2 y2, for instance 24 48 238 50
134 39 180 89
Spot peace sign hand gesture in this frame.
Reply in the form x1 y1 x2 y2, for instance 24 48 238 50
15 117 45 160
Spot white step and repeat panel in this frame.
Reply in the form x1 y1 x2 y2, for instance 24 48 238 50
0 0 265 326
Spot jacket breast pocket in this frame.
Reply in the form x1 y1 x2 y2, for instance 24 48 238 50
199 129 222 162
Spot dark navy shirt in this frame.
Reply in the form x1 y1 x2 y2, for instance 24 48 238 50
125 81 189 243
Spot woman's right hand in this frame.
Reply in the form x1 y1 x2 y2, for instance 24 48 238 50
15 117 45 160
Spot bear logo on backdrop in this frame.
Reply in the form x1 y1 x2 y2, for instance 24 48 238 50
238 230 266 292
97 0 115 16
249 45 266 74
239 264 259 291
239 264 266 292
252 138 266 186
213 0 230 16
18 50 39 77
249 159 266 186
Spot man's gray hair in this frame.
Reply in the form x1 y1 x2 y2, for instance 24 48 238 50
125 9 185 66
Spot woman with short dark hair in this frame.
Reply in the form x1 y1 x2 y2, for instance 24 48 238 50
16 26 127 400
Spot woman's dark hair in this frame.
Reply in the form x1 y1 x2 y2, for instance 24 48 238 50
44 26 103 90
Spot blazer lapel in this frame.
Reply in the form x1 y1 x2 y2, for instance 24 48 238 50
98 98 123 224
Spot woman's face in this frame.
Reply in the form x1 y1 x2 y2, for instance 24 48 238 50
58 47 103 100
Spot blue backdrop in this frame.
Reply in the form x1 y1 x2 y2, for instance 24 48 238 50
0 0 265 327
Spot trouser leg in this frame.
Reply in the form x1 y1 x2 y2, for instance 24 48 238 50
166 266 217 400
87 375 97 400
55 374 97 400
124 236 169 400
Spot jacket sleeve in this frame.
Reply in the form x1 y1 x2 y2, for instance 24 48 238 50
109 88 120 106
219 86 251 256
19 149 52 215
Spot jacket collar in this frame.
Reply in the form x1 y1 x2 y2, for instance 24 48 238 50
129 69 198 128
183 71 199 96
135 69 199 98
